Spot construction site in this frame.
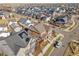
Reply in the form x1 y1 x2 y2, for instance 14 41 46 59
0 3 79 56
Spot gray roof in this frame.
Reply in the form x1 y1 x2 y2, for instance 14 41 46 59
4 30 30 55
34 23 46 34
19 18 31 27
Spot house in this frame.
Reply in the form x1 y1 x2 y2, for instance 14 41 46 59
19 18 34 28
0 11 5 19
0 30 31 56
55 16 68 24
33 23 47 37
17 29 38 56
55 7 66 13
0 32 10 38
0 26 8 32
0 26 10 38
9 22 22 32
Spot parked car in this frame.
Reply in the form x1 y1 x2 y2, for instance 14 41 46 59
54 41 62 48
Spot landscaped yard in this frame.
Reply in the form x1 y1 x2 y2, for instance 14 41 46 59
44 44 54 56
0 19 8 25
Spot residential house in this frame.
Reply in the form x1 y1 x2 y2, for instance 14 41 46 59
9 22 22 32
0 30 31 56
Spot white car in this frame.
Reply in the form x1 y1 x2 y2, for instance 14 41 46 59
54 41 62 48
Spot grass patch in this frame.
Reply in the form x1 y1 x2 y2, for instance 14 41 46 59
44 44 53 56
56 35 63 41
0 19 8 25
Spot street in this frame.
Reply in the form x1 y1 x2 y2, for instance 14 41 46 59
51 17 79 56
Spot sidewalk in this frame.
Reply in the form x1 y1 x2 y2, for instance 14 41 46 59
38 34 64 56
64 15 77 32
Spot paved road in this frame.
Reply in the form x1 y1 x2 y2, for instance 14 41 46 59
51 17 79 56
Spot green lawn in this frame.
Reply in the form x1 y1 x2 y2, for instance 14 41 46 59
44 44 54 56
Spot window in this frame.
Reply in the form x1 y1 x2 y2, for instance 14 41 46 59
18 31 28 39
18 31 30 42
